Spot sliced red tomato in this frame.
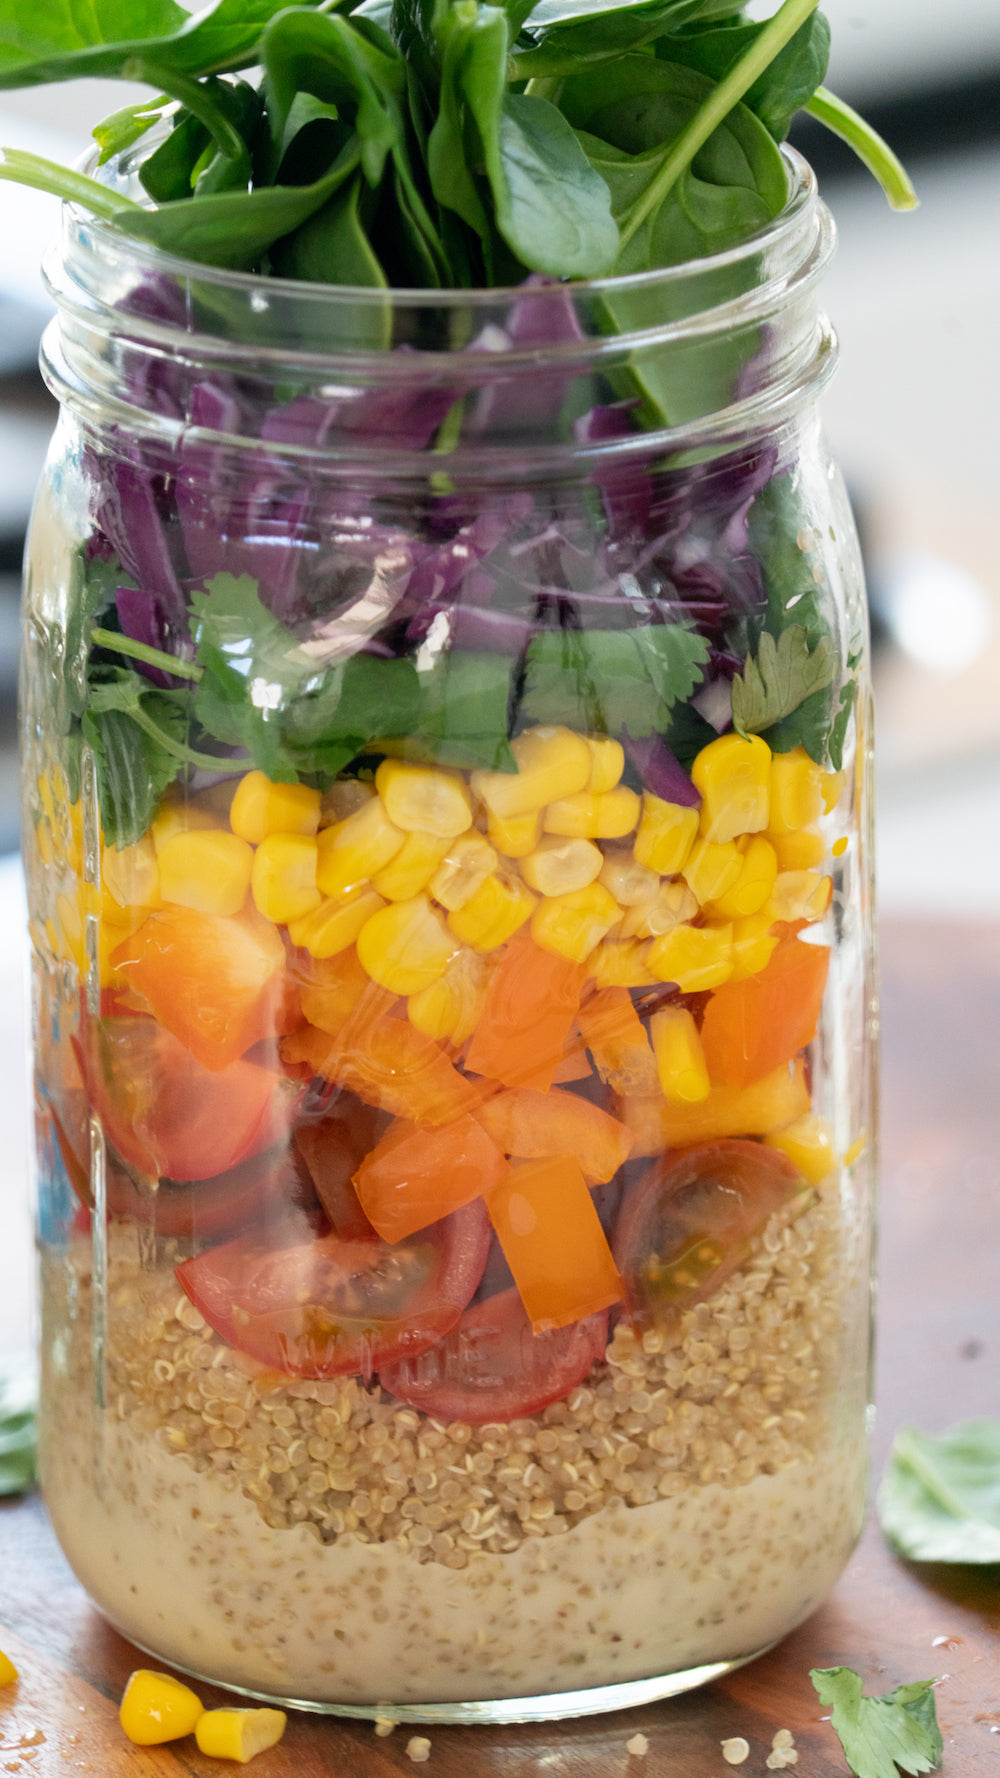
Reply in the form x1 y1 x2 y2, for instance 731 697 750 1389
176 1197 491 1380
54 1087 319 1241
613 1139 806 1327
75 1011 297 1182
379 1287 608 1424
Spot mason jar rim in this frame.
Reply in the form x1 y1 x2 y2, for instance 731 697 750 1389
57 140 819 314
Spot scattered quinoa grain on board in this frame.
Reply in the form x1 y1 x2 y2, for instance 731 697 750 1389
374 1717 396 1737
406 1735 432 1762
721 1737 750 1765
626 1731 650 1756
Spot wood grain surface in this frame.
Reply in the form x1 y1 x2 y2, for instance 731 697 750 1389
1 915 998 1777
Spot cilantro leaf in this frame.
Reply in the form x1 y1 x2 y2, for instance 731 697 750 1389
521 625 708 737
64 549 126 719
731 623 837 757
191 573 320 781
879 1420 1000 1564
810 1667 942 1778
280 653 421 778
82 674 192 847
83 667 240 846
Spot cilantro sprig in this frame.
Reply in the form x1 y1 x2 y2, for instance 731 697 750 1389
811 1668 943 1778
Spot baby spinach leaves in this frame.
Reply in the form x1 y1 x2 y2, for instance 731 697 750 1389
1 0 914 284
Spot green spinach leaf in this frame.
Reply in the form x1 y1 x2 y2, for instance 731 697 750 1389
879 1421 1000 1565
659 11 830 141
489 92 618 278
0 1356 37 1497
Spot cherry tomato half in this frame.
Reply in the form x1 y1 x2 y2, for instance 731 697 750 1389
293 1094 384 1241
379 1286 608 1424
74 1012 297 1182
176 1197 491 1380
613 1139 806 1327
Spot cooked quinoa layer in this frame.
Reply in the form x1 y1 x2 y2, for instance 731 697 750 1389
43 1183 847 1570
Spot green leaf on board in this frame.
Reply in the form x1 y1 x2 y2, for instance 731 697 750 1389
0 1355 37 1496
878 1421 1000 1565
810 1667 942 1778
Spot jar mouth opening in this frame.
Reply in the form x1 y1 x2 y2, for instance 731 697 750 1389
67 140 817 313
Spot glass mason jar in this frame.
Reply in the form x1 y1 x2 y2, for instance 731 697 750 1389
23 147 875 1723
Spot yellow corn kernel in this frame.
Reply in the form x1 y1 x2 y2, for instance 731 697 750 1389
430 832 497 911
150 796 220 855
158 830 254 917
251 832 321 925
844 1130 868 1167
820 768 847 814
598 848 660 907
371 829 451 901
521 836 603 897
681 837 743 906
375 759 473 839
706 835 778 919
618 879 698 940
633 795 699 876
650 1006 710 1104
287 887 385 958
408 948 488 1045
588 939 656 988
357 893 458 995
119 1669 204 1746
530 882 619 964
448 870 536 951
648 921 733 991
195 1708 287 1764
0 1650 16 1685
768 870 833 925
230 769 321 844
101 835 161 914
728 910 779 981
765 1113 836 1184
320 778 375 825
769 826 827 871
692 732 771 843
66 799 85 876
487 806 541 859
543 785 640 840
768 745 823 835
316 797 404 898
586 734 624 793
34 819 54 868
471 725 592 819
55 892 85 973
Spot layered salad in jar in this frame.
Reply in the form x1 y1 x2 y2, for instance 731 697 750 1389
6 0 909 1714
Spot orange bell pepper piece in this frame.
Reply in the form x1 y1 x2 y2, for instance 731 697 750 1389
486 1154 623 1332
618 1058 811 1156
699 934 830 1088
281 1016 482 1126
353 1113 509 1242
464 935 587 1090
474 1087 633 1184
111 905 291 1073
577 987 659 1095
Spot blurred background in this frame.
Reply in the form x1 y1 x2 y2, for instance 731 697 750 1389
0 3 998 1339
